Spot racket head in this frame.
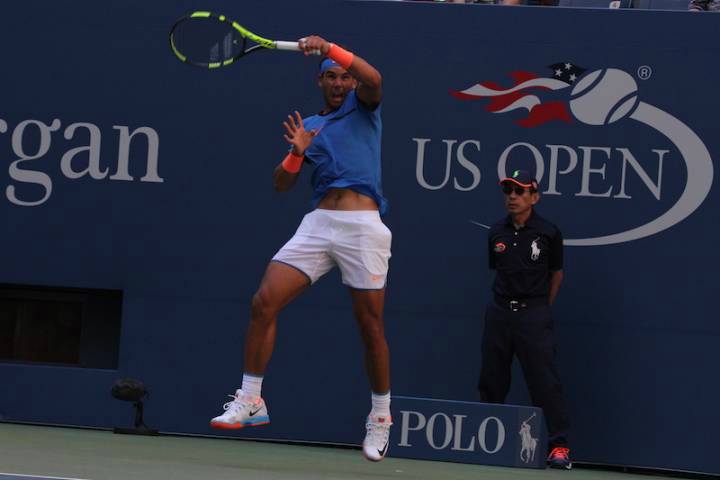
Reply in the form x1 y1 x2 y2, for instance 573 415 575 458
169 12 274 68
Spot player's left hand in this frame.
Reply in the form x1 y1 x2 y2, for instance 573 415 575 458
283 111 317 156
298 35 330 57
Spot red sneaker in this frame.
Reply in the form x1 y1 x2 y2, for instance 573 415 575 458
547 447 572 470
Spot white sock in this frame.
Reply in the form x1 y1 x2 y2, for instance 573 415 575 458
370 391 391 418
240 373 263 399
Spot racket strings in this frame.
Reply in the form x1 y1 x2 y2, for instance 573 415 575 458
171 17 246 66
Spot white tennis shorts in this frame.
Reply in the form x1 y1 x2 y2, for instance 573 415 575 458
272 209 392 290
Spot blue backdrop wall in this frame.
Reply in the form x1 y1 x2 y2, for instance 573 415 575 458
0 0 718 474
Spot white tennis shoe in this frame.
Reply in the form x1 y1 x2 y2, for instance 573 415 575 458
210 389 270 429
362 414 392 462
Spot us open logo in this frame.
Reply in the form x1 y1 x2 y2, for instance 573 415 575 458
413 63 713 247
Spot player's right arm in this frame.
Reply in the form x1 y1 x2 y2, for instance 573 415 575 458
300 36 382 110
273 162 299 192
273 111 317 192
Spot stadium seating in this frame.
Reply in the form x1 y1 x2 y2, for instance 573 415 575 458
635 0 690 9
559 0 632 7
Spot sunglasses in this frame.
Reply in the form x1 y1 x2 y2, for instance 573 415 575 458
502 184 535 196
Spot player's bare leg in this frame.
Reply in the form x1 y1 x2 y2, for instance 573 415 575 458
245 261 310 373
351 288 390 392
351 287 392 461
210 262 309 429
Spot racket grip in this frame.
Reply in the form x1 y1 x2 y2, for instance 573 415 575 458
275 41 302 51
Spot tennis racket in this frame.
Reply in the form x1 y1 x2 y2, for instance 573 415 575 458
169 11 304 69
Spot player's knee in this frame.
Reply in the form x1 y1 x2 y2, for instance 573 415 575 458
357 317 386 347
251 290 279 323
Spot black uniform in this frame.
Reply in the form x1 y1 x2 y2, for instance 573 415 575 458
478 210 570 449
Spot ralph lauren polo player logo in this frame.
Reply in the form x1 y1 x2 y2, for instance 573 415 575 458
519 413 539 464
494 242 507 253
530 238 541 261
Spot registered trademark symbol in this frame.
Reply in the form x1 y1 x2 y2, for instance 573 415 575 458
637 65 652 80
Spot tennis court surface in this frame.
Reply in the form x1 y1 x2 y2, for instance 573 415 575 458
0 423 687 480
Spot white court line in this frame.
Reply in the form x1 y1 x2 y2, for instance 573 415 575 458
0 473 91 480
470 220 491 229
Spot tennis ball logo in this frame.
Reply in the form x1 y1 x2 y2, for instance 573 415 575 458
569 69 639 125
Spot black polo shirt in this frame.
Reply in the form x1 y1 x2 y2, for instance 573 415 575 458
488 210 563 299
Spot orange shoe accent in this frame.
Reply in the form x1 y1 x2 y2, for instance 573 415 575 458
209 420 270 429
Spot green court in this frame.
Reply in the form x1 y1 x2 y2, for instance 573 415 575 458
0 423 687 480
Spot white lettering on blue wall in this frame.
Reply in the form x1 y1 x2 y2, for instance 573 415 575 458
0 117 163 207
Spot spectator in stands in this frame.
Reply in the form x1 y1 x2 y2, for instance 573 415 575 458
689 0 719 10
407 1 496 3
501 0 558 5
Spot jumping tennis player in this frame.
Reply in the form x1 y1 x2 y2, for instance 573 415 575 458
210 35 392 462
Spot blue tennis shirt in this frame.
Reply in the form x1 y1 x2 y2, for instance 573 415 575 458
301 90 387 215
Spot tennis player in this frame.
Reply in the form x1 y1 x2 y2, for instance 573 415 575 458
210 35 392 462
